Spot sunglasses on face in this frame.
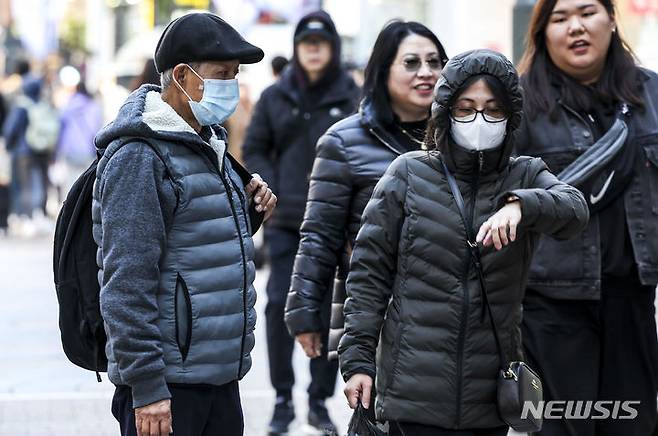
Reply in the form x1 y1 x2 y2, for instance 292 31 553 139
399 56 443 72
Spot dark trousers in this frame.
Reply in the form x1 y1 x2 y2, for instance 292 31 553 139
0 185 9 228
111 382 243 436
264 226 338 401
30 151 49 215
10 154 31 216
389 422 508 436
10 152 49 216
523 279 658 436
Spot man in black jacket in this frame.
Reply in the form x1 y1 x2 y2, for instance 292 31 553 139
242 10 359 435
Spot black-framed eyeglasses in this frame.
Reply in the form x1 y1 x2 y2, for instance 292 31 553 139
450 107 508 123
399 57 443 72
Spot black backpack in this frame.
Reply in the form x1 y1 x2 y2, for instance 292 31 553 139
53 137 261 380
53 138 174 381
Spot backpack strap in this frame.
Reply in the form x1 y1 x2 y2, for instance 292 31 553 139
224 151 264 233
225 151 253 186
99 136 180 202
440 156 508 371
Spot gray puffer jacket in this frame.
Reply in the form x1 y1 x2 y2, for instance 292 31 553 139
92 85 258 408
338 50 590 429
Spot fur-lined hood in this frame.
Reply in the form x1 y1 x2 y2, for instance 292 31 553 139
95 84 226 167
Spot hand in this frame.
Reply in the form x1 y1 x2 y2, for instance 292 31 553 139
476 200 522 251
246 173 277 221
344 374 373 409
296 332 322 358
134 399 172 436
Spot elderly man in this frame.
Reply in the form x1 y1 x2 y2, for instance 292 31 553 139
92 13 276 436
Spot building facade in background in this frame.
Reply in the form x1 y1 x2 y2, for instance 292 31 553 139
1 0 657 113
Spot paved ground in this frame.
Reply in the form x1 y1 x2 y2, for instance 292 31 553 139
0 232 352 436
1 230 584 436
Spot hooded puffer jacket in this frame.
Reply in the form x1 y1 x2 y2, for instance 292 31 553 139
338 50 590 429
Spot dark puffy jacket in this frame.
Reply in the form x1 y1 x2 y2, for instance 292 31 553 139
284 101 418 357
516 68 658 299
338 50 589 429
242 12 360 231
2 77 42 156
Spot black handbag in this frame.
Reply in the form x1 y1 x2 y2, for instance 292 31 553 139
440 157 543 432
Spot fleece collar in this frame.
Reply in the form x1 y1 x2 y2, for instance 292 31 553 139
142 91 225 169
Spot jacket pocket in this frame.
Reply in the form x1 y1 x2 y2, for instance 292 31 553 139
174 273 192 362
642 144 658 215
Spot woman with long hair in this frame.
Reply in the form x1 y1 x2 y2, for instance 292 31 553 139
339 49 588 435
284 20 448 368
517 1 658 435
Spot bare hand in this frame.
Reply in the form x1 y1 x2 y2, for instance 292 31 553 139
344 374 373 409
134 399 172 436
246 173 277 221
296 332 322 358
476 200 522 250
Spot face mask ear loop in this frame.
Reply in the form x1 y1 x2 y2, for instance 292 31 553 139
185 63 205 88
173 64 203 102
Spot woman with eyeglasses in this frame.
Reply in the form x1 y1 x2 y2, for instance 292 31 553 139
516 1 658 435
285 20 447 366
339 49 589 435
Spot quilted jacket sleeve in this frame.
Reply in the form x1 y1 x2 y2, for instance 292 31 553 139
284 131 353 335
338 155 408 380
500 157 590 240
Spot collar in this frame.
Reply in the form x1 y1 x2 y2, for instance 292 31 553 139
143 91 225 169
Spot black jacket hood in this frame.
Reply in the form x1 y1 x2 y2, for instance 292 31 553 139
291 10 342 91
431 49 523 173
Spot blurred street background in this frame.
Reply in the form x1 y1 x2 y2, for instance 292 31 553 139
0 233 354 435
1 0 658 435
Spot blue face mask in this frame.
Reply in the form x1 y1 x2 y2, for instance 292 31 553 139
175 64 240 126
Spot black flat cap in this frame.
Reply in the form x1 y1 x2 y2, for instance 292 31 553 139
154 12 264 73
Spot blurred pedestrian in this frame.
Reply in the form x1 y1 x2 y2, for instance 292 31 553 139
0 91 9 235
284 18 447 409
2 76 58 231
130 59 160 91
270 55 288 79
55 72 103 197
224 82 253 164
242 10 359 435
94 12 275 436
516 1 658 435
340 49 589 436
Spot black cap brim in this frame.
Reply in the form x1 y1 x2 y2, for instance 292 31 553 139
294 29 333 44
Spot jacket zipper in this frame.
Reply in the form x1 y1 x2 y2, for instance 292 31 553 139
175 273 193 362
454 151 484 426
559 101 594 141
219 171 249 378
198 146 250 377
368 127 403 156
225 174 250 376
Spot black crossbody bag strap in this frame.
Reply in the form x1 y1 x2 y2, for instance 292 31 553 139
440 157 506 369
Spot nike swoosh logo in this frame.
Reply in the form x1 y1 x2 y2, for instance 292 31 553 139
590 170 615 205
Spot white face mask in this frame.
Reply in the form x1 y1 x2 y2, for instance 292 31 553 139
450 114 507 151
